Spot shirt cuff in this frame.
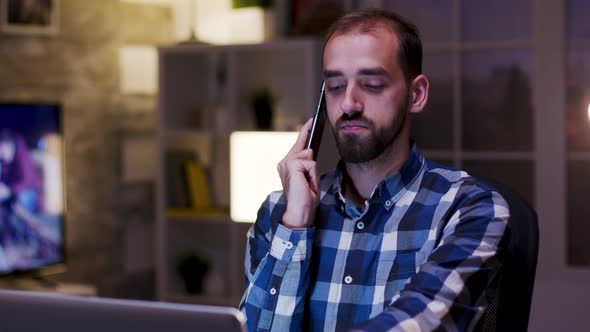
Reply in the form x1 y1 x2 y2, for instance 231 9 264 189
270 223 314 262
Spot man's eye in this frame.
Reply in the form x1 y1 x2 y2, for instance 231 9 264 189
362 83 384 92
327 84 345 92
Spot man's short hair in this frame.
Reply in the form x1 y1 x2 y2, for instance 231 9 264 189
324 8 423 83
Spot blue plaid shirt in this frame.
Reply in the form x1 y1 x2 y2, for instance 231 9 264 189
240 144 509 331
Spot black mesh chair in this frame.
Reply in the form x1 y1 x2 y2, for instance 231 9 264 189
474 178 539 332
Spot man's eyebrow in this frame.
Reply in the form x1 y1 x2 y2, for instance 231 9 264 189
323 70 343 78
357 67 389 76
323 67 390 78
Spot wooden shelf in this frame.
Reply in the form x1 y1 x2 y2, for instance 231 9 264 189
165 211 231 225
162 129 218 140
155 39 322 305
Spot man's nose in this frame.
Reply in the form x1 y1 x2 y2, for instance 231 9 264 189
341 83 363 115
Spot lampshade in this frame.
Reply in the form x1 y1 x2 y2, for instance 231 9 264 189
118 46 157 94
230 131 298 223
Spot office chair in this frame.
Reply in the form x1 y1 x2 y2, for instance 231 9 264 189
474 177 540 332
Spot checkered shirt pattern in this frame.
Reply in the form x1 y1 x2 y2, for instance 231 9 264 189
239 144 509 332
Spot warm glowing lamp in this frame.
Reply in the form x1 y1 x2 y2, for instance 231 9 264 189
122 0 271 44
587 103 590 123
118 46 158 94
230 131 298 223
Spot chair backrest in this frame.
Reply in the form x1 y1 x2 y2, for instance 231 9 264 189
474 177 539 332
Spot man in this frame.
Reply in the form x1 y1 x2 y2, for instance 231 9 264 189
240 8 509 332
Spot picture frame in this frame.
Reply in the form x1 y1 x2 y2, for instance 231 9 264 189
0 0 59 35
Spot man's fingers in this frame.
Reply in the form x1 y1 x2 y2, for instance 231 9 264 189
290 148 313 161
307 162 320 194
278 148 314 191
287 118 314 156
278 149 313 174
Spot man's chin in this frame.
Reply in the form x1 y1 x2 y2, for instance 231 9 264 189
337 138 379 163
338 131 369 143
339 149 377 163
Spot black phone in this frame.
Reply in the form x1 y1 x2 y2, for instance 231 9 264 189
306 81 327 161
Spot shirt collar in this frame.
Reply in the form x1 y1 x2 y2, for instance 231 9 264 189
330 141 426 211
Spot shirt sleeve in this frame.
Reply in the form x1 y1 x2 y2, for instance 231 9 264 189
352 185 510 332
239 191 315 332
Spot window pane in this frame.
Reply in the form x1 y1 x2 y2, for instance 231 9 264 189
461 0 531 41
462 50 534 151
462 159 535 206
566 47 590 152
383 0 453 43
566 0 590 39
567 160 590 266
411 51 453 150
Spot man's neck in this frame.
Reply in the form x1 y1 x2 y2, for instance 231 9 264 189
342 138 410 206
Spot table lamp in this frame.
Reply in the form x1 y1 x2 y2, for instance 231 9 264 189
230 131 298 223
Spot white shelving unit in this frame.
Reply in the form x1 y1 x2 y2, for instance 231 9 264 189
155 39 323 306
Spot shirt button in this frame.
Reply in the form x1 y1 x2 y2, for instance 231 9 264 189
356 221 365 230
285 241 293 249
384 200 392 207
344 275 353 284
270 288 277 295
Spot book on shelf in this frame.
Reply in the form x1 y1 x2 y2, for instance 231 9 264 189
185 159 212 210
164 150 195 209
165 150 227 217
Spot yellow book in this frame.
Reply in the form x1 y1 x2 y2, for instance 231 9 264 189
184 159 212 210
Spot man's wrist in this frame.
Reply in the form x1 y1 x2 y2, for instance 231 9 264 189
282 209 312 229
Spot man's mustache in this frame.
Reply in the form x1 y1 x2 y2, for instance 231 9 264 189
335 113 373 130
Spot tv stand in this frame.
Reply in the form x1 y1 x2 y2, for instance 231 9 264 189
30 274 59 288
0 277 96 296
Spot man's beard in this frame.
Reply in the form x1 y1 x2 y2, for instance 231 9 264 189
330 93 410 163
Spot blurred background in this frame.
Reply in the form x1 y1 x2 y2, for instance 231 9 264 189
0 0 588 330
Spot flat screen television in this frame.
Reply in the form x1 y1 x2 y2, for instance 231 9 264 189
0 102 65 276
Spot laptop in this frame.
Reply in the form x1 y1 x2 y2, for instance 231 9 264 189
0 289 246 332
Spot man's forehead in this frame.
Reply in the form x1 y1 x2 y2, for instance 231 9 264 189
323 26 400 75
325 23 399 59
328 21 399 45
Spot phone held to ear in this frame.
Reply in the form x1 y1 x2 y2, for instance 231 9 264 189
306 81 327 161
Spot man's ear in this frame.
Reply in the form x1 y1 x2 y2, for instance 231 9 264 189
409 74 429 114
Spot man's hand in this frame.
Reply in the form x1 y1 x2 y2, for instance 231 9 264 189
277 119 320 229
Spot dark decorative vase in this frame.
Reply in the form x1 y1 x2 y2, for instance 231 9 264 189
252 99 273 130
250 87 275 130
177 254 209 294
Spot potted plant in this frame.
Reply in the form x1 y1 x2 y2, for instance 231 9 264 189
249 86 276 130
176 252 210 294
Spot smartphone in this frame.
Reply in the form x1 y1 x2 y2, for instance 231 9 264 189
306 81 327 161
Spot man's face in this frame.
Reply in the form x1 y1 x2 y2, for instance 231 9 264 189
322 26 411 163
